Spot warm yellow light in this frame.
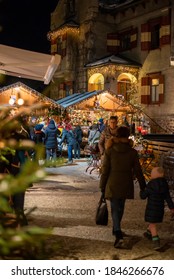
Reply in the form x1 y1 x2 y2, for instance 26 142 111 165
9 98 15 105
48 26 79 40
17 98 24 105
87 65 139 80
152 78 159 86
15 86 20 91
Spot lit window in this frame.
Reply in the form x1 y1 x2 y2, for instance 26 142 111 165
117 79 131 101
151 78 159 103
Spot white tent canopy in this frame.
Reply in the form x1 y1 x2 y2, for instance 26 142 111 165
0 44 61 84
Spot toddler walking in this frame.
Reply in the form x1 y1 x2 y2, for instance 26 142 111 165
140 166 174 250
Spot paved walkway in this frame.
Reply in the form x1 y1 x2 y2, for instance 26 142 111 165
25 159 174 260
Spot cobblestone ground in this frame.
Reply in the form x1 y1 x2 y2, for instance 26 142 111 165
25 159 174 260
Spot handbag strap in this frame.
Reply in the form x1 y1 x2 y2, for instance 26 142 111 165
99 195 106 205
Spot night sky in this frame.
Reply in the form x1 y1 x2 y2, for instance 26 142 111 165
0 0 58 54
0 0 58 88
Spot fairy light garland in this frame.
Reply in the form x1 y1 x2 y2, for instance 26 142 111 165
0 82 60 109
48 26 79 41
87 65 139 80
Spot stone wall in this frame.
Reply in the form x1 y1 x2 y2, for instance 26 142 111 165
50 0 174 133
149 116 174 134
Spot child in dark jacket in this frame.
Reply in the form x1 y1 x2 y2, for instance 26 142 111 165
140 166 174 250
33 124 45 144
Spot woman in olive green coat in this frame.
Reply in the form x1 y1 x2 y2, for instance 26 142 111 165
99 126 146 248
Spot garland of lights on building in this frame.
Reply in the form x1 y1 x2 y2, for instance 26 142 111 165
87 65 139 80
48 25 79 41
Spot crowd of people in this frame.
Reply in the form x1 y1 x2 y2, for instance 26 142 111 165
1 113 174 253
30 115 174 251
28 117 83 165
29 116 108 164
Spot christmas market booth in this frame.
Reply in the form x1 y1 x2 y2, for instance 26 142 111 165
56 89 138 144
0 82 61 120
57 89 137 123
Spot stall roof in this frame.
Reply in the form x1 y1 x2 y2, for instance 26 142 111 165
0 82 60 107
85 54 141 68
56 90 135 113
0 44 61 84
99 0 137 11
57 91 99 108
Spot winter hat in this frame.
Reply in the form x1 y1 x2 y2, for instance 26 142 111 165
98 118 103 123
49 119 55 125
35 124 44 131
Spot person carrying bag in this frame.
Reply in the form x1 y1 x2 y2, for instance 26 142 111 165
95 194 108 226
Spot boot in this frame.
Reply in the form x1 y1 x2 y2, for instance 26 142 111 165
152 236 160 250
114 230 124 248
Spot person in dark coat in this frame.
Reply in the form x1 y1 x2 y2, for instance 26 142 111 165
73 124 83 159
99 126 146 248
31 124 45 161
98 118 105 133
140 166 174 250
98 115 118 156
59 127 76 163
7 124 30 226
44 119 59 163
33 124 45 144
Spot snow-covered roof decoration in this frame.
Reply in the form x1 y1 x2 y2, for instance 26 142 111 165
85 54 141 68
99 0 140 11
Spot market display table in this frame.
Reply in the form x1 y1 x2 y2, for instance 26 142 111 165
138 151 155 180
84 144 101 174
137 139 174 188
85 153 101 174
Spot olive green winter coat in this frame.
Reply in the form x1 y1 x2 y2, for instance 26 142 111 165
99 138 146 199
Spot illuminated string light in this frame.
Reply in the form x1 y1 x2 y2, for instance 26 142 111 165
48 26 79 41
87 65 139 80
17 98 24 106
9 97 15 105
0 82 61 109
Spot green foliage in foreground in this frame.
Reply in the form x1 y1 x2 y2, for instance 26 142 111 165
0 225 51 259
0 105 63 259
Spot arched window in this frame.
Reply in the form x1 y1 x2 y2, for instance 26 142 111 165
88 73 104 91
117 73 136 101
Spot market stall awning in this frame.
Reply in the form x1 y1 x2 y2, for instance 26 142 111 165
0 44 61 84
0 82 60 108
56 90 135 113
57 91 99 108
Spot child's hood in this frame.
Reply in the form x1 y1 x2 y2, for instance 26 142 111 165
149 177 168 193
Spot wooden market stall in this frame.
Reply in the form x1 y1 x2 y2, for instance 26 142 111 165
56 89 137 143
57 89 136 120
0 82 61 121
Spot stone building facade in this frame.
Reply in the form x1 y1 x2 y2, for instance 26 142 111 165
48 0 174 133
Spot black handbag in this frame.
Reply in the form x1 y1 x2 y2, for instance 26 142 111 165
95 195 108 226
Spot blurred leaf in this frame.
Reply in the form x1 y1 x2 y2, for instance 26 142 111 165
0 106 55 259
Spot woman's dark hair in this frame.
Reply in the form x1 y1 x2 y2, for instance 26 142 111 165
110 115 118 121
116 126 130 138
